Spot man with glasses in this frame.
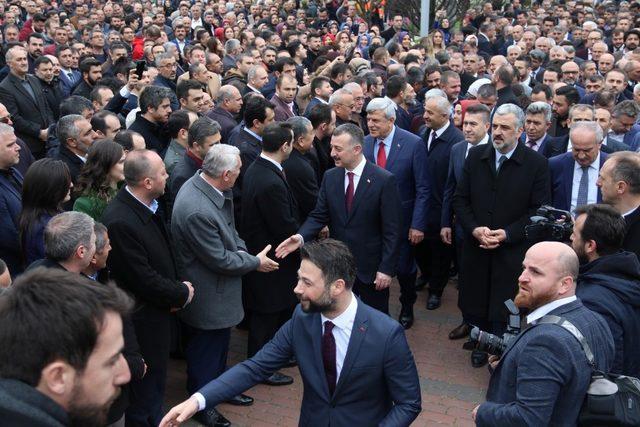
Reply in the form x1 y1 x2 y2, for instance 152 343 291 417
560 62 585 98
329 88 356 127
153 53 180 110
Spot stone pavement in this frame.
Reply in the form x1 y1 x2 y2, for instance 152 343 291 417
165 278 490 426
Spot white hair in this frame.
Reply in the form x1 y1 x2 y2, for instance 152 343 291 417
570 121 603 144
494 103 525 129
202 143 240 178
366 97 396 119
424 95 451 115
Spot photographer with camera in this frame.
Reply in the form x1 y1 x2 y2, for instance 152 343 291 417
571 204 640 378
472 241 614 426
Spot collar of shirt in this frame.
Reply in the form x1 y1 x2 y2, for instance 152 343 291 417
315 97 329 104
623 205 639 217
574 151 600 171
378 125 396 147
125 186 159 214
527 133 546 148
384 96 397 108
199 172 224 197
432 120 450 139
244 127 262 142
75 154 87 163
259 153 283 172
494 142 517 163
347 155 367 176
526 295 577 325
321 292 358 333
467 134 489 156
247 84 261 93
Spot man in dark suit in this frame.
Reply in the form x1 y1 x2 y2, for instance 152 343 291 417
303 76 333 117
441 104 491 340
363 98 429 328
543 104 596 156
102 150 194 427
307 103 336 184
0 46 54 158
72 57 102 100
129 86 173 155
270 74 299 122
168 117 221 207
276 124 403 314
160 239 421 427
597 152 640 261
33 56 63 120
241 122 300 386
453 104 550 368
206 85 242 144
548 85 580 138
0 124 22 277
283 116 319 221
57 45 81 98
232 96 275 218
520 101 566 158
493 65 519 108
55 114 99 184
549 122 607 213
472 241 614 426
416 94 464 310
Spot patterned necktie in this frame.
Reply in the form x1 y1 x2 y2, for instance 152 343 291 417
576 166 589 208
497 155 507 172
376 140 387 169
322 321 337 395
428 131 437 151
345 172 354 213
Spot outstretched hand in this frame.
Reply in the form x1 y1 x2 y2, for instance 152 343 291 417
158 396 199 427
275 235 302 258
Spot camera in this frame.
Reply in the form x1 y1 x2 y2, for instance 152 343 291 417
468 300 521 356
525 205 573 242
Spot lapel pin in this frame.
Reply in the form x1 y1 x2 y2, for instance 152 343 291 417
366 179 371 183
359 326 366 332
397 144 400 148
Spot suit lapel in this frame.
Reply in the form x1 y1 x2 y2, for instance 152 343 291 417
332 301 369 400
347 162 372 222
386 128 403 168
563 156 575 209
11 75 38 109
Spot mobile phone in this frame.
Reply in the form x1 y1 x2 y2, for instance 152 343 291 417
135 60 146 79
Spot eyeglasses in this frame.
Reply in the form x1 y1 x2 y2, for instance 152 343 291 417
0 115 12 124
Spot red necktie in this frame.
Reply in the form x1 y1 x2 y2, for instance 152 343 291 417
345 172 354 213
376 141 387 169
322 321 337 395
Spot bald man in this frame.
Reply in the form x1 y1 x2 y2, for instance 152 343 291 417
472 242 614 426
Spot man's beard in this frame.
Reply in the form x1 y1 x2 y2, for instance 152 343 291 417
88 76 101 86
299 289 335 313
67 383 120 427
514 286 557 312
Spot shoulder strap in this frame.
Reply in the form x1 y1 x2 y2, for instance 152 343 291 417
538 314 597 369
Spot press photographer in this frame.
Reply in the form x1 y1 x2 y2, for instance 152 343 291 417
571 204 640 378
472 241 614 426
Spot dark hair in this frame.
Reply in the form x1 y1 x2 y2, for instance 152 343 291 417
311 76 331 96
307 103 333 128
166 110 192 139
330 62 350 80
79 57 102 74
274 56 296 73
89 85 113 105
477 83 497 99
139 86 172 113
465 103 491 122
385 75 406 99
262 122 293 152
624 29 640 43
33 55 52 69
74 139 124 201
176 79 204 102
60 95 94 117
113 130 140 151
333 123 364 146
187 116 221 147
300 238 356 288
0 268 132 386
109 41 128 53
27 32 45 44
19 159 71 253
91 110 119 135
532 83 553 100
574 204 626 256
495 64 515 86
244 96 275 127
286 40 302 58
555 85 580 105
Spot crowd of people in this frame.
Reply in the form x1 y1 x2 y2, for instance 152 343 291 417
1 0 640 425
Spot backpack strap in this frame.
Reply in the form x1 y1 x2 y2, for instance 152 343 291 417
538 314 597 369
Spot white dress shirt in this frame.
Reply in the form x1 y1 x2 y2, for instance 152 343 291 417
466 134 489 158
375 126 397 161
259 153 283 172
525 133 547 152
427 121 450 151
344 156 367 193
570 153 600 213
526 295 577 325
244 127 262 142
321 292 358 379
125 186 158 213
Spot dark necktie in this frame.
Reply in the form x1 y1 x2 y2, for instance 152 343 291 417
428 131 437 151
0 169 21 193
376 141 386 169
576 166 589 208
322 320 337 395
497 155 507 172
345 172 354 213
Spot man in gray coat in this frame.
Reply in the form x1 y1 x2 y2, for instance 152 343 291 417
171 143 279 427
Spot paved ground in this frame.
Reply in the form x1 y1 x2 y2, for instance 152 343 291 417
165 278 490 426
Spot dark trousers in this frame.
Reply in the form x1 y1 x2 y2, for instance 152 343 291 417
353 276 389 314
248 308 294 358
397 237 417 307
183 324 231 395
415 236 453 297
